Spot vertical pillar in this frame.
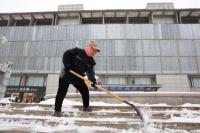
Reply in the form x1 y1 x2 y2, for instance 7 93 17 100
102 12 105 24
149 12 153 24
53 13 58 25
29 15 35 26
178 12 182 24
46 74 59 95
127 75 133 85
175 12 179 24
79 12 82 24
126 12 129 24
0 63 12 98
8 16 14 26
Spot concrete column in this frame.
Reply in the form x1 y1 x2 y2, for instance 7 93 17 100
54 14 58 25
102 12 105 24
127 75 133 85
79 13 82 24
175 12 180 24
0 63 12 98
46 74 59 95
20 75 27 86
156 75 190 92
29 15 35 26
8 17 14 26
178 12 182 24
126 12 129 24
149 12 153 24
46 74 76 96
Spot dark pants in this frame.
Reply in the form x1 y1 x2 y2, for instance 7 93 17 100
54 77 89 112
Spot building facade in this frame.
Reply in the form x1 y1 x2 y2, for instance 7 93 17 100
0 3 200 101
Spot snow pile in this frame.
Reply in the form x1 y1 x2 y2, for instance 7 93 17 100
0 98 12 103
23 106 45 111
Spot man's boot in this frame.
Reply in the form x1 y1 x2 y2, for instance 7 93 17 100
53 111 63 117
83 107 92 112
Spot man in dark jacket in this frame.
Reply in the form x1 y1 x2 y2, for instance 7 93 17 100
53 41 100 117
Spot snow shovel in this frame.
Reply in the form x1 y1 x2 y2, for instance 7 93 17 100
69 70 144 121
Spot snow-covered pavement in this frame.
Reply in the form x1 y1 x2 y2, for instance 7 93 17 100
0 98 200 133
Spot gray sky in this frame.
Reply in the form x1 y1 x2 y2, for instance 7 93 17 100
0 0 199 13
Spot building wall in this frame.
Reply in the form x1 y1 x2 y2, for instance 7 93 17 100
0 24 200 93
0 24 199 74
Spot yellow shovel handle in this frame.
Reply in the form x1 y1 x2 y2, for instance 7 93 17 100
69 70 125 102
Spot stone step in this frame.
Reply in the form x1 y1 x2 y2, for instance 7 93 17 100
1 103 200 111
0 109 200 120
1 102 200 132
0 115 199 131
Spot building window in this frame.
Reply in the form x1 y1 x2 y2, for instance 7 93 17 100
129 17 149 24
8 75 21 86
181 17 199 24
0 72 3 84
132 76 156 85
35 19 52 25
190 76 200 88
105 17 126 24
26 76 46 86
15 20 30 26
0 20 8 26
107 77 127 84
82 18 103 24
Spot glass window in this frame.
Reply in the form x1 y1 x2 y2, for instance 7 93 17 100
94 56 107 71
132 76 155 85
126 40 142 56
178 40 196 56
194 40 200 56
160 40 178 56
89 25 106 39
107 25 125 39
126 57 143 72
161 25 180 39
190 76 200 88
144 57 161 73
143 40 160 56
107 77 127 84
180 57 198 73
107 57 126 71
125 25 141 39
8 75 21 86
0 72 3 85
179 25 193 39
114 40 125 56
26 76 46 86
161 57 180 73
140 24 154 39
192 25 200 39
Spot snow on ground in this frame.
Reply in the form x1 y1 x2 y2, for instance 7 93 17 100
0 97 12 103
0 98 200 132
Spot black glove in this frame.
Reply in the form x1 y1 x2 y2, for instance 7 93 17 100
91 82 97 88
65 64 71 71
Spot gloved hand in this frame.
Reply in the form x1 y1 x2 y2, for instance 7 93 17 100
65 64 71 71
91 82 97 89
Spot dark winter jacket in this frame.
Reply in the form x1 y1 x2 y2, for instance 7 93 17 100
62 47 96 84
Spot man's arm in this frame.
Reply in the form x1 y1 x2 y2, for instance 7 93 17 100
63 47 79 69
86 67 97 87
